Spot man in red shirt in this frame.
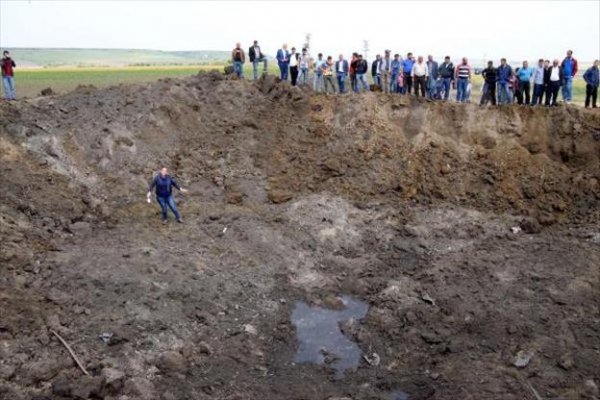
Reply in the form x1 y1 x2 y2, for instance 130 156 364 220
1 51 16 101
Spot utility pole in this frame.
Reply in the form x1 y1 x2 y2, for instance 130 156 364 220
304 33 312 51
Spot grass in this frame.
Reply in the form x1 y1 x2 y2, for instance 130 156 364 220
5 64 589 105
5 48 230 67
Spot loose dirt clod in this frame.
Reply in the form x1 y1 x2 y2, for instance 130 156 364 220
1 73 599 399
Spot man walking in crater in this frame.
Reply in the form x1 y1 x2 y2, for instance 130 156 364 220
147 166 188 224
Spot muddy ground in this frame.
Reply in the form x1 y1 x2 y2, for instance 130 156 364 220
1 73 599 400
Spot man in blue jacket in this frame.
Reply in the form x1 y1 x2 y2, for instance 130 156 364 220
496 58 513 104
147 167 188 224
276 44 290 81
335 54 349 93
401 53 415 94
583 60 599 108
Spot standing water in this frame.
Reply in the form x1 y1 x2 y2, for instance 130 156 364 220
291 295 368 378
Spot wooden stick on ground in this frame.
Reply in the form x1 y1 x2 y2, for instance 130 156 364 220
50 329 90 376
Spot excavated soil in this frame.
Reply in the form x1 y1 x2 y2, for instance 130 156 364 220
1 72 599 400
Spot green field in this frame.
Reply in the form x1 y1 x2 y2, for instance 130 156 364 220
4 48 231 67
5 64 589 105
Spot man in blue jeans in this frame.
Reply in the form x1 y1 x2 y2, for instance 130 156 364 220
1 51 16 100
231 43 245 79
276 44 290 81
355 54 370 92
335 54 349 94
454 57 471 103
438 56 454 100
147 167 188 224
496 58 513 104
531 59 546 106
248 40 267 81
391 54 402 93
561 50 578 103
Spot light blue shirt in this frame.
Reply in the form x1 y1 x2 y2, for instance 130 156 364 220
533 66 545 85
517 67 534 82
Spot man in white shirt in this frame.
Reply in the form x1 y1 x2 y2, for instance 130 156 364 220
544 59 563 107
411 56 429 98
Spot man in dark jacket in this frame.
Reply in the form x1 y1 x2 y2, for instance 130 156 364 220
426 55 439 99
480 61 498 106
356 54 369 92
583 60 599 108
544 59 564 107
1 50 16 100
350 53 359 93
371 54 381 86
437 56 454 100
146 167 188 223
248 40 267 81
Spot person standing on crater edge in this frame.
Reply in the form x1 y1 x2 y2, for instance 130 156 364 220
276 43 290 81
147 167 188 224
231 43 246 79
1 50 16 101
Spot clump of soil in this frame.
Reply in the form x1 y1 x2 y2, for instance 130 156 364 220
0 72 599 400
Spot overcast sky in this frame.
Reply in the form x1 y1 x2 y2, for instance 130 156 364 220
1 0 599 61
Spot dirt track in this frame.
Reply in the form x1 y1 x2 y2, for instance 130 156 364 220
1 73 599 400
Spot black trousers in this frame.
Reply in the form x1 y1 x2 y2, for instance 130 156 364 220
545 81 560 106
585 84 598 107
519 81 530 104
414 75 426 97
403 73 413 94
290 66 299 86
480 82 497 105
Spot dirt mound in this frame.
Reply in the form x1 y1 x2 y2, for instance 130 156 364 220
0 73 599 400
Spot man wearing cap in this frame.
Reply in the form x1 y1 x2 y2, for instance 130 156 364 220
248 40 267 81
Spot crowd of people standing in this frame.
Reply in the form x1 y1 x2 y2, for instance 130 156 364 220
233 42 599 108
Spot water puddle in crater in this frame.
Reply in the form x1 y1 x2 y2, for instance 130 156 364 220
389 390 410 400
291 295 368 378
